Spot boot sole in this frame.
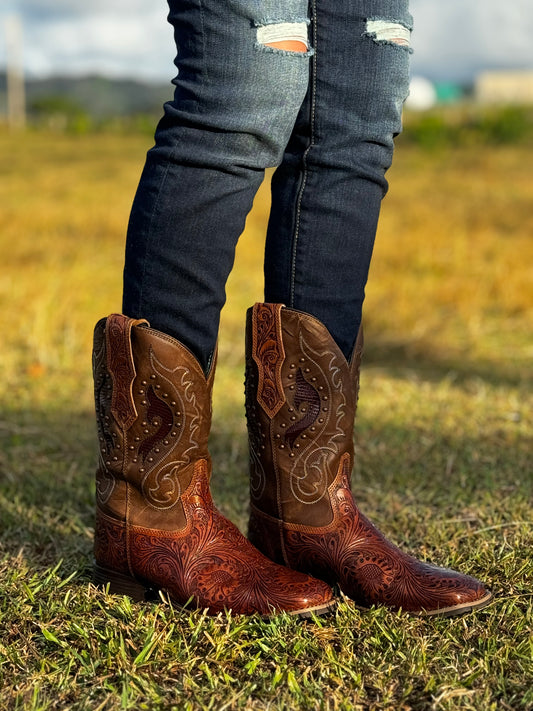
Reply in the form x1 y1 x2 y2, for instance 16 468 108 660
337 586 494 617
419 590 493 617
289 600 337 618
93 563 336 618
93 563 157 602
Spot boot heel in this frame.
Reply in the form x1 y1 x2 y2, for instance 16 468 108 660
93 563 154 602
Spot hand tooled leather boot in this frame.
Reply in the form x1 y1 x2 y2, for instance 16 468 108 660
245 303 492 616
92 313 334 616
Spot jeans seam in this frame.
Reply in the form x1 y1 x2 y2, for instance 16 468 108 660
198 0 209 82
289 0 317 308
134 157 172 316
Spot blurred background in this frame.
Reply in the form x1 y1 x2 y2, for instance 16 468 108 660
1 0 532 402
1 0 533 128
0 7 531 707
0 0 532 410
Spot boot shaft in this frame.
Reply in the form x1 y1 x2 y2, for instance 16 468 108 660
92 313 336 616
93 314 214 528
245 303 363 527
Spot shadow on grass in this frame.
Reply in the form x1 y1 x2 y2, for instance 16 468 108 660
0 408 96 580
0 381 530 583
363 338 531 389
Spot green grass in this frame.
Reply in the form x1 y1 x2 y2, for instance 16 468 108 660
0 127 532 710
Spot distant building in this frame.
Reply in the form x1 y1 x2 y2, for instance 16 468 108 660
406 76 437 111
475 70 533 104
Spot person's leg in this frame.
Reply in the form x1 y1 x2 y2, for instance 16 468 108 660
245 304 492 616
123 0 313 373
264 0 412 359
245 1 492 615
91 0 337 616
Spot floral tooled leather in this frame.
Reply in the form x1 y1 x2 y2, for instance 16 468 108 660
125 461 332 615
280 463 488 614
106 314 147 429
92 314 334 616
94 509 129 575
251 303 286 418
246 304 492 616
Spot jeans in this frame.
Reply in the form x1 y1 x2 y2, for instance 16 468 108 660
123 0 412 372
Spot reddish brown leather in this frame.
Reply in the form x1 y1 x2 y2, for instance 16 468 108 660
95 459 330 614
93 314 333 615
246 304 491 615
251 302 286 418
245 303 362 528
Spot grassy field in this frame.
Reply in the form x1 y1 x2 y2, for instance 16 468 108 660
0 126 532 710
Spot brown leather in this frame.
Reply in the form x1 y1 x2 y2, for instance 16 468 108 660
245 303 492 616
93 314 334 616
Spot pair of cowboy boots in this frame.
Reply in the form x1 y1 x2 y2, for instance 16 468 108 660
92 306 491 617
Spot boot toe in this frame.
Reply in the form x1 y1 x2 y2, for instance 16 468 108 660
244 558 336 617
419 575 493 617
277 576 336 617
395 562 493 616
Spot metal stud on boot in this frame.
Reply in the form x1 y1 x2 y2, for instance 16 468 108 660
92 313 335 617
245 303 492 616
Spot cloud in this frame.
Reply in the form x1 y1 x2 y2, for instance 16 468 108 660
3 3 173 81
26 13 172 79
2 0 533 82
409 0 533 81
12 0 156 20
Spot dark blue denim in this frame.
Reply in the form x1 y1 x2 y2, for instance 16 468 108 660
123 0 412 371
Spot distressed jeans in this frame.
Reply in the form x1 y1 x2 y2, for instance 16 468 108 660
123 0 412 371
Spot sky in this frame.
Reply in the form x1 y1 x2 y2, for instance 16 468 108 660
1 0 533 84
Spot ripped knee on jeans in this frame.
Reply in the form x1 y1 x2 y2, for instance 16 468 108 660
365 18 412 49
256 21 310 53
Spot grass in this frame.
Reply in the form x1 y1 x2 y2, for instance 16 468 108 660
0 125 532 710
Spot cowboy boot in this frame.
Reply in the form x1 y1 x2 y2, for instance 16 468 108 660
92 313 334 616
245 303 492 616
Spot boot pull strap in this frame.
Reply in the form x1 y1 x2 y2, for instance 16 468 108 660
251 303 286 418
106 313 149 430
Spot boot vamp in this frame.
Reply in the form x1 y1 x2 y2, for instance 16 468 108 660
285 502 489 614
343 514 488 612
127 462 333 616
128 505 333 615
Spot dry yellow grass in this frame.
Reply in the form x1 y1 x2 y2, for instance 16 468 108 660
0 126 532 711
368 147 533 362
1 127 531 447
2 129 531 379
